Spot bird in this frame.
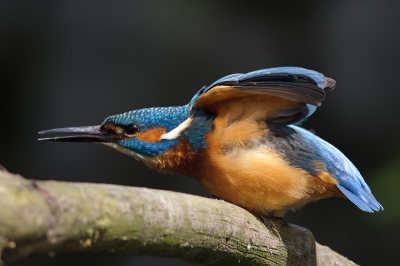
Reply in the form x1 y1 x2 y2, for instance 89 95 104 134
38 67 383 217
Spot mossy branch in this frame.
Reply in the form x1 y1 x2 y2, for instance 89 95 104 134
0 169 356 265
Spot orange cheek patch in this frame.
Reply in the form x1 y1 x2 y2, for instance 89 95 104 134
136 127 167 143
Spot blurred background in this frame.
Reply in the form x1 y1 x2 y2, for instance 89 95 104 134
1 0 399 265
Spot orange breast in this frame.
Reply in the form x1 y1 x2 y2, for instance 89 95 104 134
190 115 342 217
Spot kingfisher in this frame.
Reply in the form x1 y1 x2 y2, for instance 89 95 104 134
39 67 383 217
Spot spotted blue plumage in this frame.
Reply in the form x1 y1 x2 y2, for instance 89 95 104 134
103 105 190 131
102 105 190 156
101 104 214 156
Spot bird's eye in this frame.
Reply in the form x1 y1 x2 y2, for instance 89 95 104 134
126 124 140 135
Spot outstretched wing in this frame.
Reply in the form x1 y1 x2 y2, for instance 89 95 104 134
192 67 335 124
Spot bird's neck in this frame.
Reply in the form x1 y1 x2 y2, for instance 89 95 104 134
141 138 200 175
141 109 215 175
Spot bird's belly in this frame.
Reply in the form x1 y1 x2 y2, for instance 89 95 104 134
194 147 340 216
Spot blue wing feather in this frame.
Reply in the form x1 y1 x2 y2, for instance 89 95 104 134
211 67 327 88
258 67 329 89
288 125 383 212
207 67 334 91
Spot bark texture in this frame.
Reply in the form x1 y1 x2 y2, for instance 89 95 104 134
0 169 356 265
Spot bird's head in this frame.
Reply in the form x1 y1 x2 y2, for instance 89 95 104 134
39 105 192 160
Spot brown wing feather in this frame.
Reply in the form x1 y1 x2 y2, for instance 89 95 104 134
195 85 302 120
193 68 334 124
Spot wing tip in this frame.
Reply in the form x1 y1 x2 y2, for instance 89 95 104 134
324 77 336 91
337 185 383 213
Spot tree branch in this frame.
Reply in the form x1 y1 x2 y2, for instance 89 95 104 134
0 169 356 265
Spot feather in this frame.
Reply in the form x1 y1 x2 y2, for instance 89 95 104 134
194 67 334 125
285 125 383 212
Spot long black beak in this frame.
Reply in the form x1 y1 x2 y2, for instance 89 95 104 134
38 125 116 143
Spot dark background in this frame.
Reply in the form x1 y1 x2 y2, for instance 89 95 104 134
1 1 399 265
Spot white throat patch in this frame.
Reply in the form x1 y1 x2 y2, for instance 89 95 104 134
102 142 147 162
161 117 193 140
